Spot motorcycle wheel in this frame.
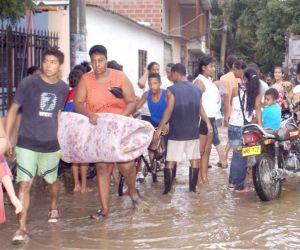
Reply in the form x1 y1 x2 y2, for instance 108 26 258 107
252 153 282 201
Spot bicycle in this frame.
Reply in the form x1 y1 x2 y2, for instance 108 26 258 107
118 137 166 196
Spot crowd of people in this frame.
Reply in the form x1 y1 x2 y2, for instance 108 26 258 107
1 44 300 245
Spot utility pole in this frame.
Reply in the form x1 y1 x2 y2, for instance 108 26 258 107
69 0 87 69
220 21 227 72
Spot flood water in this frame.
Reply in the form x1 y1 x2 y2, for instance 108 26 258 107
1 128 300 249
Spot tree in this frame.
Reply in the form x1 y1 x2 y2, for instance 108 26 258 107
210 0 300 73
0 0 34 24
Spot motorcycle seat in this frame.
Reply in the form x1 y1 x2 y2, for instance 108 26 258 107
263 128 285 141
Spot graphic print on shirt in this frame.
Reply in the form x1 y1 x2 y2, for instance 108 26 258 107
39 92 57 117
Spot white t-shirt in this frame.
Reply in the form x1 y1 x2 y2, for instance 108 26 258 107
161 76 173 89
229 89 252 126
294 85 300 94
194 74 220 118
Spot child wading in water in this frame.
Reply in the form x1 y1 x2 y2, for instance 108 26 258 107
65 69 93 193
0 121 22 224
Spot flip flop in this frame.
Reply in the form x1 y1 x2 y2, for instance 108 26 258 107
90 210 106 220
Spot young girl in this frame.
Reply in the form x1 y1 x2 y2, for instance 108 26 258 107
194 55 226 184
0 120 22 224
272 66 288 113
229 66 262 192
65 70 92 193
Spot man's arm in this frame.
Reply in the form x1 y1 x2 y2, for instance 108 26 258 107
223 93 230 126
5 103 20 156
155 89 174 138
121 75 137 116
136 91 148 110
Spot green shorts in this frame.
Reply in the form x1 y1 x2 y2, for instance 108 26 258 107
16 147 60 184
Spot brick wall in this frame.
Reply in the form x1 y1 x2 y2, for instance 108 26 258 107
87 0 163 32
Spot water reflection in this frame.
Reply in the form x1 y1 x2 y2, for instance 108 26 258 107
1 129 300 249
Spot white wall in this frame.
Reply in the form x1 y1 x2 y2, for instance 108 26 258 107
48 9 70 82
86 6 165 96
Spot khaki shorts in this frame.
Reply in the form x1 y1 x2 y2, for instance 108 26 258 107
166 139 200 162
16 147 60 184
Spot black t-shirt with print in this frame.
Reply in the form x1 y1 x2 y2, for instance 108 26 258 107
14 75 69 152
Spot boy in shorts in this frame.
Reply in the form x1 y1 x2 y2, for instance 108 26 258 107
154 63 212 194
5 49 69 244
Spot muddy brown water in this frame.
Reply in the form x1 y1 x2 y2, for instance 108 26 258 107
1 128 300 249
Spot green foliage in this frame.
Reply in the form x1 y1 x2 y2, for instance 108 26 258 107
211 0 300 73
0 0 34 24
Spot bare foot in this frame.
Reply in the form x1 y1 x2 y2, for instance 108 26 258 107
202 177 208 184
133 197 150 212
73 185 81 192
81 187 93 193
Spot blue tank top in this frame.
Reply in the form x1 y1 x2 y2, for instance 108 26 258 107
147 89 167 127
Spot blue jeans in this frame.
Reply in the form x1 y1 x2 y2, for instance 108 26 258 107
228 124 247 190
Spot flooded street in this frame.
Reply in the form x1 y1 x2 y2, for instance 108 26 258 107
1 128 300 249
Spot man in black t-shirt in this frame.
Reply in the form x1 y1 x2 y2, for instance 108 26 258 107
5 49 69 244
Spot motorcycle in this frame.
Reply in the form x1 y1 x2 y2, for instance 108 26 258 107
240 104 300 201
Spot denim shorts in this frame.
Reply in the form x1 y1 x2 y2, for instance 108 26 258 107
199 118 221 146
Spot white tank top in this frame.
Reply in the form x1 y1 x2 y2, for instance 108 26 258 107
194 74 220 118
229 89 252 126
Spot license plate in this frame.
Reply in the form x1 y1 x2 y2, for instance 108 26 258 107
242 145 261 157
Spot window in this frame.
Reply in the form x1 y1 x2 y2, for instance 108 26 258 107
138 50 147 79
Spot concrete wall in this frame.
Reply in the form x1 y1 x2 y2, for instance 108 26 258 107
86 6 165 96
48 9 70 82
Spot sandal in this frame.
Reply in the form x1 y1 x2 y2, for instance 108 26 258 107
217 162 228 168
90 210 106 220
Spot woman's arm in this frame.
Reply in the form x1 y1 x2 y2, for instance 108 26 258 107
121 75 137 116
0 120 8 155
199 104 212 133
73 78 97 125
136 91 148 110
2 175 22 214
137 67 148 89
255 94 262 127
194 79 206 93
